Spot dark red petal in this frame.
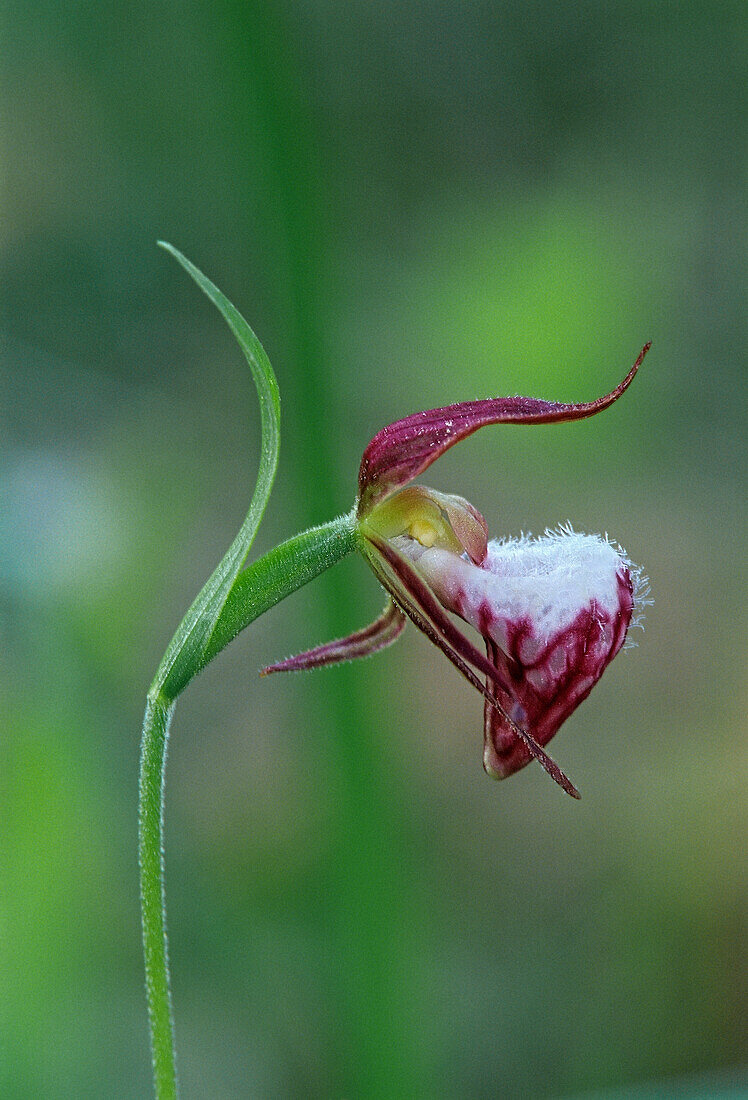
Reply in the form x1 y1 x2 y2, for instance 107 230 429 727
261 599 405 675
363 533 580 797
358 343 650 514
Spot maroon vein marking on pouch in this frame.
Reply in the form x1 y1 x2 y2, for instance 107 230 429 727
364 534 580 798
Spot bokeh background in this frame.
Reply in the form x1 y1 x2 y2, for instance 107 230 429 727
2 2 746 1097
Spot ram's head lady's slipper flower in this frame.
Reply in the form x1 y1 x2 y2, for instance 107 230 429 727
264 344 651 797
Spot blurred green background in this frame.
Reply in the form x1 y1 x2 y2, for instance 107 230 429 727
2 2 746 1097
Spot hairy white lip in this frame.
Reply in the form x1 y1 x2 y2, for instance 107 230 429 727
412 527 643 647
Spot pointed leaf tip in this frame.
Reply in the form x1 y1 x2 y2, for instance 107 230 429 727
152 248 281 700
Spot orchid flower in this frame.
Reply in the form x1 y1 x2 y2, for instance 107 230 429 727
140 248 651 1097
264 343 651 799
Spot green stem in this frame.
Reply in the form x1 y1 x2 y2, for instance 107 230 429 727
139 692 178 1100
139 512 358 1098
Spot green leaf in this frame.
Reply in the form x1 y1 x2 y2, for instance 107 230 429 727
152 243 281 701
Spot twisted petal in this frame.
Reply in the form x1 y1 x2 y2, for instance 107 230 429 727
261 599 405 675
361 529 581 797
357 343 650 515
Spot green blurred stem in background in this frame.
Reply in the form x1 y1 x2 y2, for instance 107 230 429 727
139 515 358 1098
221 6 433 1095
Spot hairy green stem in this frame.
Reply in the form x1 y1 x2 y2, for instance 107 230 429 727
139 693 178 1100
139 512 358 1098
